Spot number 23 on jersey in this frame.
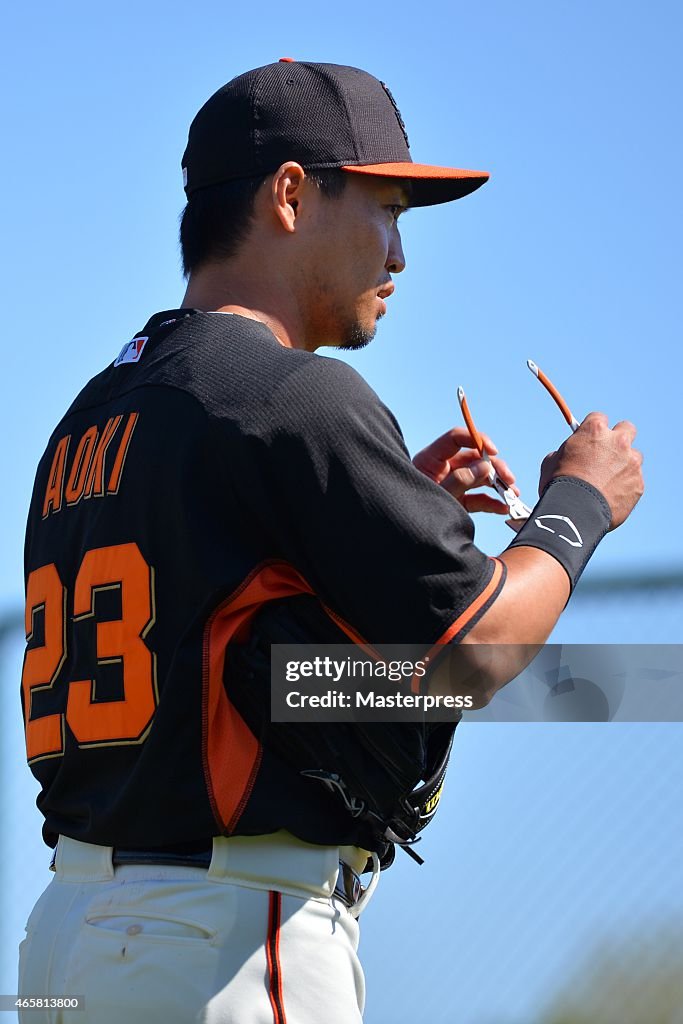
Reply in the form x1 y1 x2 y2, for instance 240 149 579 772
22 542 158 763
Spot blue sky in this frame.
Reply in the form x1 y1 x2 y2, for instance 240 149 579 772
2 1 682 1020
2 0 680 610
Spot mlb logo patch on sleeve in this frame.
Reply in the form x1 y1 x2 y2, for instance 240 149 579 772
114 336 148 366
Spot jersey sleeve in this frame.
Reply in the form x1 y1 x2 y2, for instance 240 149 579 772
231 355 504 646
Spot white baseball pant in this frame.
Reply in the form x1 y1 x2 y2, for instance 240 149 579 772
18 831 375 1023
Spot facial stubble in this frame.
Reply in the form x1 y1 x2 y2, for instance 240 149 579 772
336 310 385 352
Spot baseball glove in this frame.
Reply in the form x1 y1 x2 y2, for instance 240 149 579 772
227 595 456 867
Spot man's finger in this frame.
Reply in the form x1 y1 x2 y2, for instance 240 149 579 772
579 411 610 433
488 455 516 490
478 431 498 456
612 419 637 443
441 461 491 498
412 450 449 483
460 493 510 515
414 427 498 463
447 449 493 471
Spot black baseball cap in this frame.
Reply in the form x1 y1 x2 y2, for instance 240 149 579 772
182 59 489 208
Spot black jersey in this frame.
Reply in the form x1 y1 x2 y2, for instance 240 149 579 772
22 310 504 851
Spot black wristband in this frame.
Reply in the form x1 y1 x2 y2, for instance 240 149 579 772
506 476 612 592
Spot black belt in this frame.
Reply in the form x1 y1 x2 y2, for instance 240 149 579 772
97 844 364 909
112 845 214 869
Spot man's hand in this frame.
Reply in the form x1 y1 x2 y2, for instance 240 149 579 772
412 427 519 514
538 412 644 530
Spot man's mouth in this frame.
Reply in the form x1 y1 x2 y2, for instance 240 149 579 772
376 281 394 317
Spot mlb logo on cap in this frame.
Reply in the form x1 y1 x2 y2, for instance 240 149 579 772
114 336 148 366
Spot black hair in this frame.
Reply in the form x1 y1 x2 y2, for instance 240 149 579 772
179 168 347 277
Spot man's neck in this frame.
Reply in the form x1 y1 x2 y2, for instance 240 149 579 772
181 265 305 349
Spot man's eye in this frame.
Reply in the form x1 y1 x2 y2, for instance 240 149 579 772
388 205 403 221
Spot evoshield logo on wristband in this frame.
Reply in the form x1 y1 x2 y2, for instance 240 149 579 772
534 515 583 548
507 476 612 592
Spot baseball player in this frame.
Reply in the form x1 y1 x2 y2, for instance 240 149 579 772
18 60 643 1023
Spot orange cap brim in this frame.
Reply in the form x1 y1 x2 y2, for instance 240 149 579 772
341 162 489 206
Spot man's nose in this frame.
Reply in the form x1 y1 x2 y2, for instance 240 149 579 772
386 227 406 275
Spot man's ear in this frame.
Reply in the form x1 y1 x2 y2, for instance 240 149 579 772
271 162 307 233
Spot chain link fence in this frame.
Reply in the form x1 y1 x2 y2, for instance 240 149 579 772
552 569 683 644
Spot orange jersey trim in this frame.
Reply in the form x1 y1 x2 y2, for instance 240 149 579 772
435 557 505 646
201 561 381 833
412 557 505 692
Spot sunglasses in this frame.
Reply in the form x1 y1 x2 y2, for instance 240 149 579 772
457 360 579 532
